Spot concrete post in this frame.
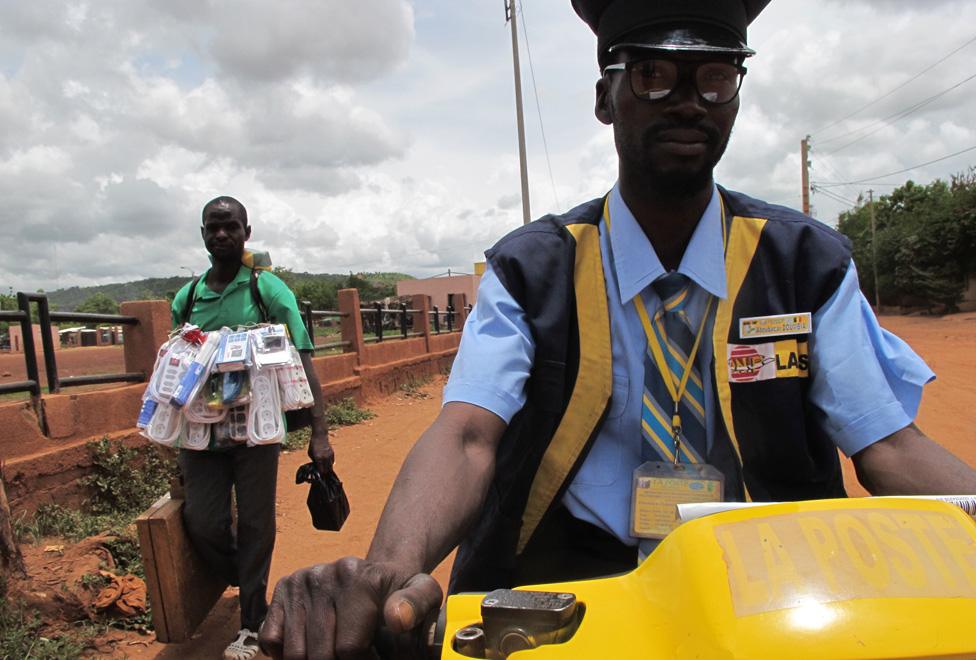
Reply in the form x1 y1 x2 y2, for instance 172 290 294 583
120 300 172 379
338 288 365 360
411 294 431 353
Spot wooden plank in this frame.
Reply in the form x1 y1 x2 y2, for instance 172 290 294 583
136 493 172 641
136 493 228 643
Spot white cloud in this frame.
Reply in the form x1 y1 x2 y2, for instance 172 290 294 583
207 0 414 84
0 146 72 176
1 0 974 295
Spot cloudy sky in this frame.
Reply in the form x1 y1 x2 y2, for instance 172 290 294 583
2 0 974 293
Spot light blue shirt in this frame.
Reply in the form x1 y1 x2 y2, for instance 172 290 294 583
444 184 935 545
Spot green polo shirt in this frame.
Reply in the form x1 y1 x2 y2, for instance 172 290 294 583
171 266 313 350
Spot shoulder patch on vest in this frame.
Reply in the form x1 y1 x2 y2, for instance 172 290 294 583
727 339 809 383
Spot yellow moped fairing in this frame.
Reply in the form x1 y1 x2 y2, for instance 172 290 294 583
441 498 976 659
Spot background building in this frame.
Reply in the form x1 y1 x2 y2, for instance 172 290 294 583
396 265 483 310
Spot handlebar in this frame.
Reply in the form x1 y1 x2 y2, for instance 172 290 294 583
374 588 584 660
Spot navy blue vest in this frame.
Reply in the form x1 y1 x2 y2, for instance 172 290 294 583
449 188 852 593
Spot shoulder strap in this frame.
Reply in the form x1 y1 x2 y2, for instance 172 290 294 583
180 276 202 324
249 269 271 323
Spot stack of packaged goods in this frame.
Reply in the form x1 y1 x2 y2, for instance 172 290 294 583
137 324 314 449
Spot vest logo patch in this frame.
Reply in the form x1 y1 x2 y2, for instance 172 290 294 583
727 340 810 383
739 312 812 339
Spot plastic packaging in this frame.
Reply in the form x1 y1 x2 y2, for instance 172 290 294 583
204 373 224 410
251 324 292 368
138 322 296 449
142 402 184 446
277 347 314 411
222 370 251 407
247 363 285 445
170 331 222 408
147 336 197 403
183 421 211 450
185 387 228 424
215 331 251 372
136 395 158 429
227 405 249 441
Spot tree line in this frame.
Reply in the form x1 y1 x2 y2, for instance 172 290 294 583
267 269 402 311
0 272 408 342
836 169 976 312
0 272 409 317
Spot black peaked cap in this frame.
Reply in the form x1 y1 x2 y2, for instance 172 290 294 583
573 0 771 57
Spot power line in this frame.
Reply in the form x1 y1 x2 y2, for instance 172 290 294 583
812 32 976 139
815 143 976 186
812 152 862 198
812 181 901 189
812 186 858 207
517 1 561 212
821 71 976 155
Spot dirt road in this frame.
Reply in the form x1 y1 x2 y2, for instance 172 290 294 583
130 383 454 659
121 312 976 657
840 313 976 494
0 345 124 391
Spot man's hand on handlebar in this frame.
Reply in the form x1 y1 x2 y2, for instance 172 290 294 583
258 556 443 660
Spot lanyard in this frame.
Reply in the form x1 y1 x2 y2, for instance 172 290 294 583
602 196 727 464
635 294 714 463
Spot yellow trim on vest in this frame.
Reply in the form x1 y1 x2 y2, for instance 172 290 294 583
713 215 766 503
517 222 613 554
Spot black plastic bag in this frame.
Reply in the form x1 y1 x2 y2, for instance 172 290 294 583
295 462 350 531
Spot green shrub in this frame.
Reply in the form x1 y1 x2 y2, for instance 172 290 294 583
10 439 177 642
13 504 130 544
14 438 174 545
282 428 311 452
399 374 432 399
327 398 375 426
83 438 176 516
0 598 89 659
282 399 376 451
102 534 144 578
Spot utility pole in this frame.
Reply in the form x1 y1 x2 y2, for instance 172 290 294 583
868 189 881 310
505 0 531 225
800 135 811 215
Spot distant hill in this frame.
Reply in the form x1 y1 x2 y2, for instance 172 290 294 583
44 277 189 311
44 271 415 311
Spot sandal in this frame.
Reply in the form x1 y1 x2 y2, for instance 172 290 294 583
223 628 260 660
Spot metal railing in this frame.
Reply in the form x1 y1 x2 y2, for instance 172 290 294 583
2 292 145 395
361 302 425 344
298 302 353 353
430 304 472 335
295 301 473 352
0 293 40 397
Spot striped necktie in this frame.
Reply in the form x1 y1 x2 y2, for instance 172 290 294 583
640 272 708 465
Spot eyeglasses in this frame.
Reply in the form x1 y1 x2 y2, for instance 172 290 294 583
602 58 746 106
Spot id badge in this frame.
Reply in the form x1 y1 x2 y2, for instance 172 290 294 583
631 461 724 539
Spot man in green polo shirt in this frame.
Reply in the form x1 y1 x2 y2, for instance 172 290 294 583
170 195 333 660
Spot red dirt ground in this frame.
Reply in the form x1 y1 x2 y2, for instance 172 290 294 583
11 312 976 657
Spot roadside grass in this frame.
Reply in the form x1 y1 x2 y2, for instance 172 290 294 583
398 374 433 399
15 438 175 548
0 598 91 660
282 397 376 452
12 399 378 649
9 437 177 650
327 397 376 426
